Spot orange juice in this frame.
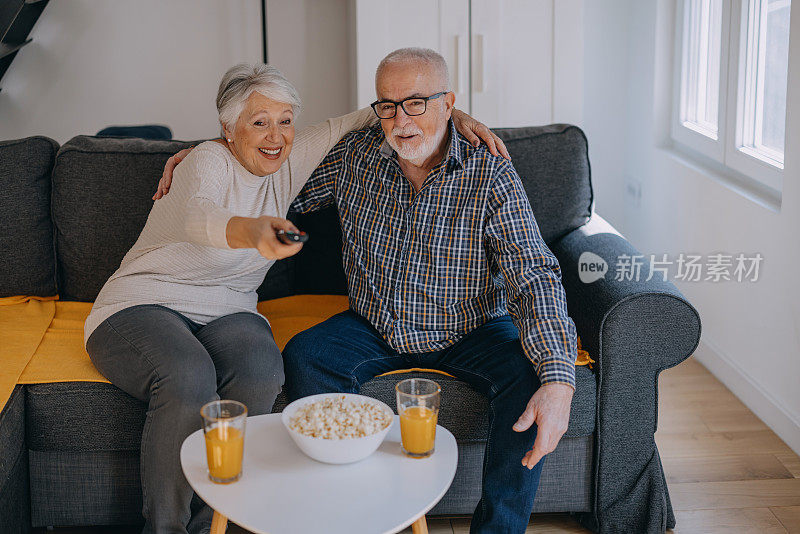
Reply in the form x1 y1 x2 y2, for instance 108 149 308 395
204 426 244 482
399 406 437 457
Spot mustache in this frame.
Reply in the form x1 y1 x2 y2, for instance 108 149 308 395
391 126 423 137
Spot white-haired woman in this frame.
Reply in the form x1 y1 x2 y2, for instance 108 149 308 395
84 63 505 534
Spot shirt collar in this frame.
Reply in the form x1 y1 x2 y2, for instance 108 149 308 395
377 119 466 171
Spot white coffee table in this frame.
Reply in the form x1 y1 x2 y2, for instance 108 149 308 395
180 413 458 534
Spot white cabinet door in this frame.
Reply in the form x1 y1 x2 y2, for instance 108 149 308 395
470 0 554 128
353 0 469 109
351 0 569 128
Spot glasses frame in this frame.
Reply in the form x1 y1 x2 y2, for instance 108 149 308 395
370 91 448 119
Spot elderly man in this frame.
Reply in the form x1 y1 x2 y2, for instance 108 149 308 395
282 48 578 533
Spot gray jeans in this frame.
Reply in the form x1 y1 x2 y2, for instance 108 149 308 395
86 304 284 534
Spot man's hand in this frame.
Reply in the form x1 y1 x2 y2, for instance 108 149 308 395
226 216 304 260
513 383 574 469
451 109 511 160
152 147 194 200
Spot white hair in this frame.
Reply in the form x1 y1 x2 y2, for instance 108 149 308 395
375 47 450 93
216 63 302 137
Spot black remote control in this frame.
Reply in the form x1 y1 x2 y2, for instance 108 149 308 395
277 230 309 244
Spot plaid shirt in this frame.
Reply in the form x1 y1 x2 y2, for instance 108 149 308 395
291 120 577 387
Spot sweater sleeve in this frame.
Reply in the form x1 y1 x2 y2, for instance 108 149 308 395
181 148 235 249
286 107 376 200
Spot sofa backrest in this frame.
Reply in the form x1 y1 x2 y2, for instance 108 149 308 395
0 136 59 297
493 124 593 243
284 124 594 296
2 125 592 301
51 136 196 301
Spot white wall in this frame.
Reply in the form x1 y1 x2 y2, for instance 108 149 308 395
583 0 800 454
581 0 632 228
266 0 352 129
0 0 262 143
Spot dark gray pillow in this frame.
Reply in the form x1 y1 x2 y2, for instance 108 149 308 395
52 136 197 301
493 124 593 244
0 136 59 297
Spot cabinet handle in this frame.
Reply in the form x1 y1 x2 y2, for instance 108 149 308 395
472 33 486 93
453 35 461 93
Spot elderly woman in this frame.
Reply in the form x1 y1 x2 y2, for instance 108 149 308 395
84 63 504 534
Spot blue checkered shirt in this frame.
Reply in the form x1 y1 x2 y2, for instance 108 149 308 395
291 120 577 387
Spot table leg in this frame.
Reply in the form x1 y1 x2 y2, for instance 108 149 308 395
411 516 428 534
211 511 228 534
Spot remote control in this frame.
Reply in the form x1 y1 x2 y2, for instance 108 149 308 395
277 230 309 244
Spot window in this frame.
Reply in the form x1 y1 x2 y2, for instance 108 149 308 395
736 0 791 168
680 0 723 139
673 0 792 194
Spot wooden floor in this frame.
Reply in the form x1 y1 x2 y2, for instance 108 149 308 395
34 356 800 533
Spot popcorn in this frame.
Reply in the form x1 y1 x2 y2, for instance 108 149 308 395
289 396 392 440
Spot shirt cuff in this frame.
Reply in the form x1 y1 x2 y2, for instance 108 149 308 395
535 357 576 390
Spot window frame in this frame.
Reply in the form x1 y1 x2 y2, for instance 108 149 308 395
672 0 731 162
672 0 787 194
725 0 786 191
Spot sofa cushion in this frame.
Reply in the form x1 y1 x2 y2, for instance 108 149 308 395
0 136 59 297
27 439 592 525
52 136 197 301
51 136 298 302
29 450 143 527
493 124 593 245
29 442 594 533
26 366 594 452
430 438 593 515
26 382 145 451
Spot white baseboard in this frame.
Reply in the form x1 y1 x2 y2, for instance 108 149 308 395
693 338 800 456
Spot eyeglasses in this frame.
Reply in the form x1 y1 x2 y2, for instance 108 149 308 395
370 92 447 119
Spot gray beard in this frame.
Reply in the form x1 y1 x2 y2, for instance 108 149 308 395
388 121 448 167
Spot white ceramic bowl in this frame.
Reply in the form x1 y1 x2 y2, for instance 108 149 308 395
281 393 394 464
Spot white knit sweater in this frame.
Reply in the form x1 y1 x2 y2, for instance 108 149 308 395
84 108 375 344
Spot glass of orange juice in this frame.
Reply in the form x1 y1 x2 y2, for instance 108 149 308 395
200 400 247 484
396 378 440 458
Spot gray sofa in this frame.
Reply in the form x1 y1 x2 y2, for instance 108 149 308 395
0 126 701 534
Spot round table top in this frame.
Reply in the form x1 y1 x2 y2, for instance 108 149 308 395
180 413 458 534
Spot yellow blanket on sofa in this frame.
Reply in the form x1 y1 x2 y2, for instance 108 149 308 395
0 295 352 411
0 295 592 413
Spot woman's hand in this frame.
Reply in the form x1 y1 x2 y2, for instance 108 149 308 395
226 216 304 260
451 109 511 160
152 147 194 200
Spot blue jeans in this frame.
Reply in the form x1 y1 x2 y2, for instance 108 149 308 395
283 311 544 534
86 305 285 534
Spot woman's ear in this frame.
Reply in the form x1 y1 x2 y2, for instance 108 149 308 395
222 125 233 143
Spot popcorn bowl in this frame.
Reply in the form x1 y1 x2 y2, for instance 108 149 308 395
281 393 394 464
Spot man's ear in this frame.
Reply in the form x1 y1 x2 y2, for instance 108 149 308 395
444 91 456 119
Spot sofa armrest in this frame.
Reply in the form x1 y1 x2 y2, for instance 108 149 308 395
549 215 701 533
551 214 701 375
